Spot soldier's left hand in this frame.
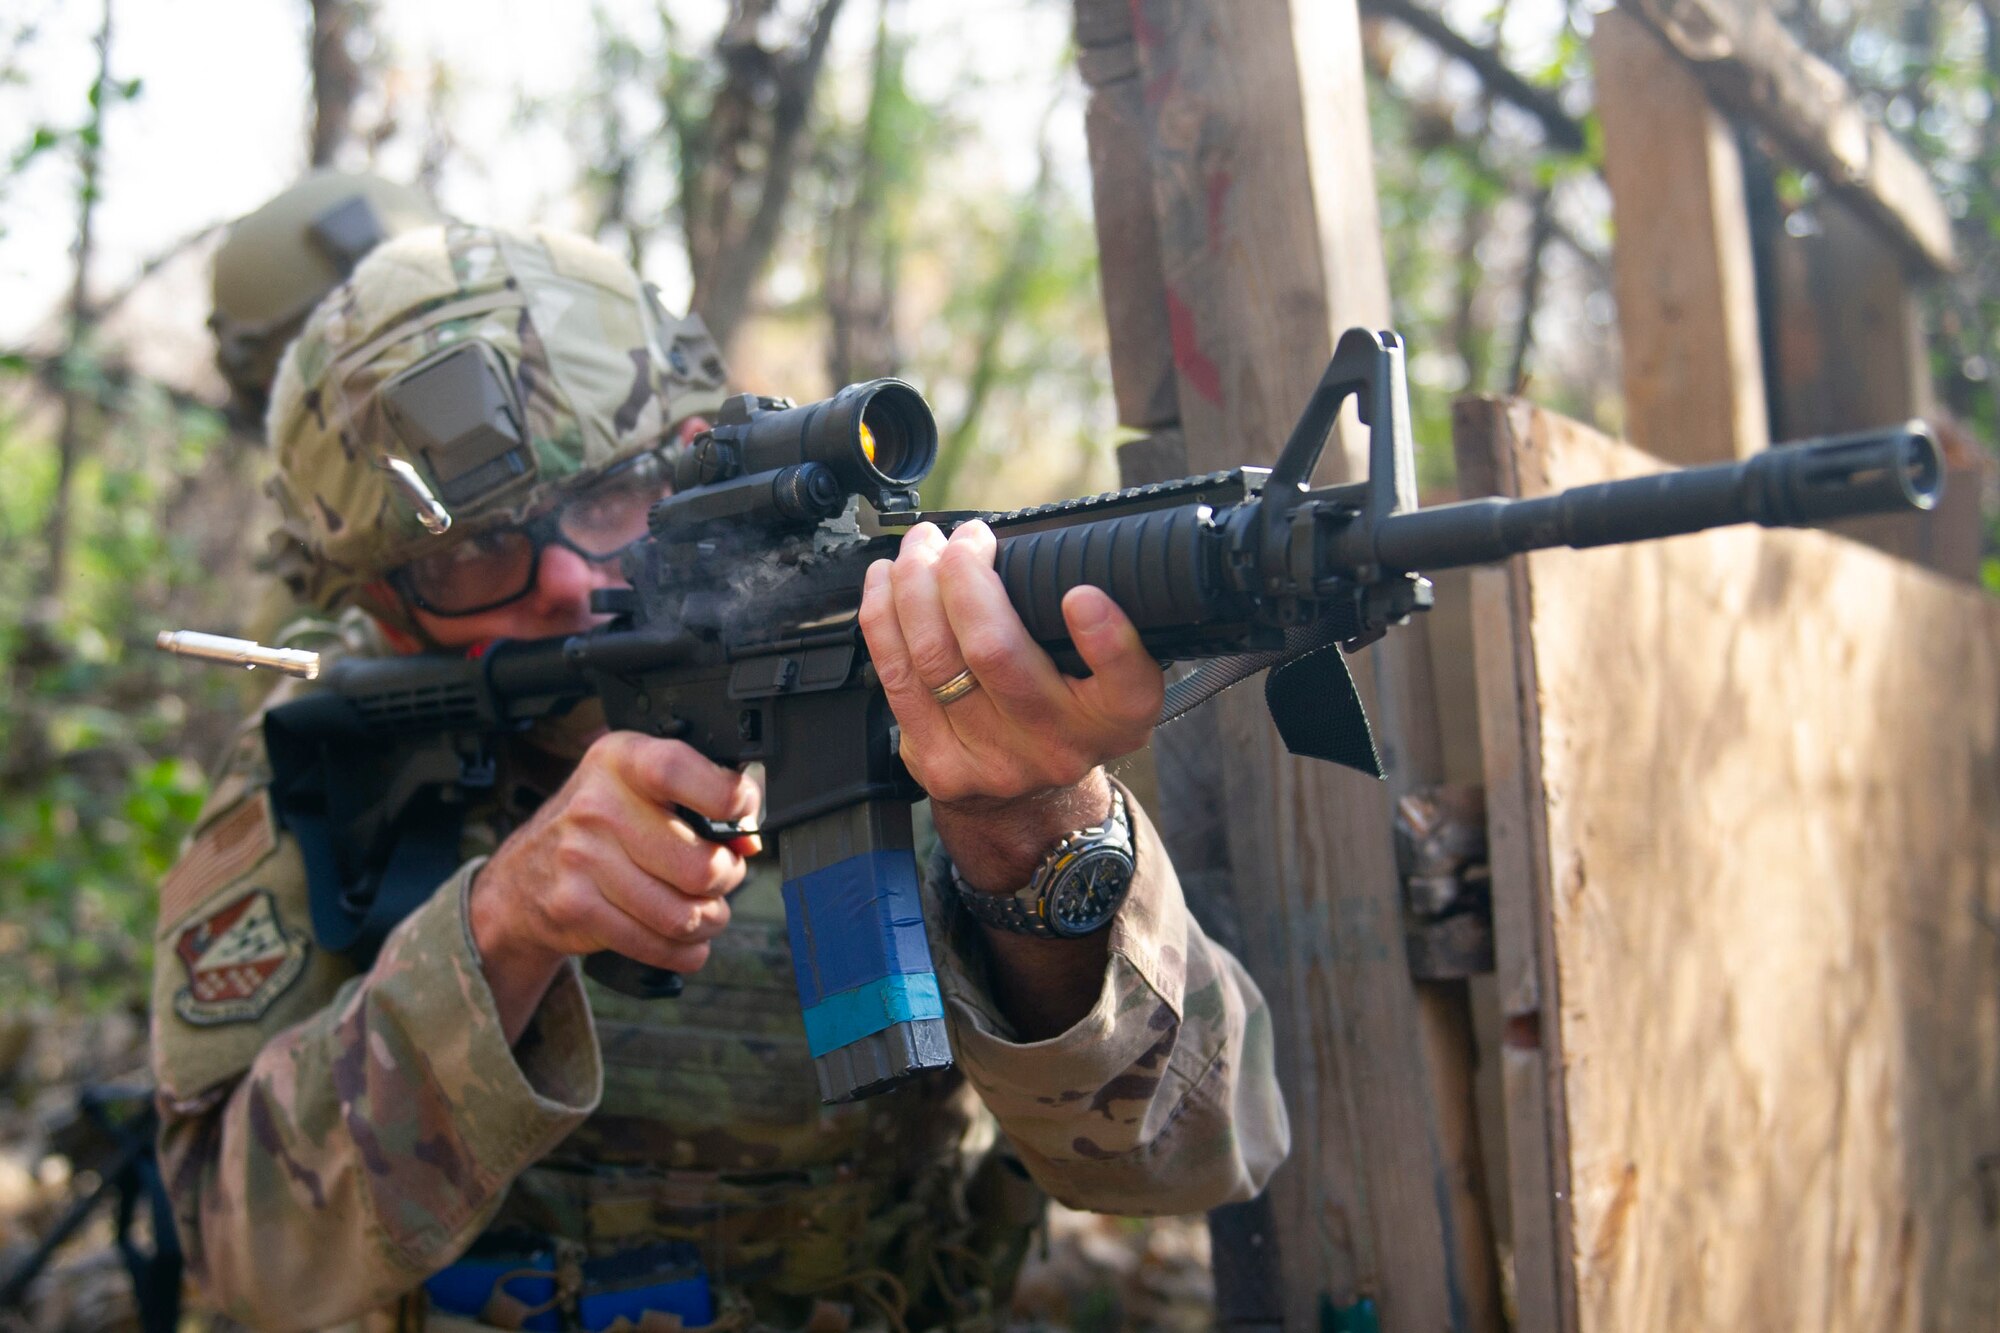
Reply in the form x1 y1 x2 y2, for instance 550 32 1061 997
858 519 1164 809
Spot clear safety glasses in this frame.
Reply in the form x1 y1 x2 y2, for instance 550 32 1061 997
387 453 670 616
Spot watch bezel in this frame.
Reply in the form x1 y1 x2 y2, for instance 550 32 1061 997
1042 841 1137 937
946 786 1136 938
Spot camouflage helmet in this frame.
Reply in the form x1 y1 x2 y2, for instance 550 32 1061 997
211 171 447 419
265 222 729 616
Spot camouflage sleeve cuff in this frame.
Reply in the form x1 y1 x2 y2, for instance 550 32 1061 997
931 780 1190 1071
436 858 605 1126
313 860 604 1272
931 786 1289 1213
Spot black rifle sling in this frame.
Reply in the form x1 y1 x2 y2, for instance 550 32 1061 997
264 694 471 969
1157 618 1383 778
109 1102 183 1333
0 1094 180 1326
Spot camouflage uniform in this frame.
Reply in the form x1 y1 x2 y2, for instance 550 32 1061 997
150 226 1289 1332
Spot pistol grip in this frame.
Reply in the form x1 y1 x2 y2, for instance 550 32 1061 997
583 952 685 999
578 806 748 1002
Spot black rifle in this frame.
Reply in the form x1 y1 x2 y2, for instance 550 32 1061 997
162 328 1942 1105
0 1084 182 1332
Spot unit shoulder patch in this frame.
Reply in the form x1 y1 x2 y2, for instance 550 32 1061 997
172 888 310 1026
159 790 277 930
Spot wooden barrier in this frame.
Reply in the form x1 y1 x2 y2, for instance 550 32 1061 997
1458 396 2000 1329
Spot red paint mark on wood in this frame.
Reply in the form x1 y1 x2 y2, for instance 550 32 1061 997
1503 1010 1542 1050
1128 0 1161 49
1130 0 1176 106
1166 287 1223 405
1206 167 1233 247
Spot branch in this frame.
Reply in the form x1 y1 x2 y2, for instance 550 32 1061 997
1506 184 1556 394
696 0 850 351
42 0 113 601
309 0 364 167
825 0 900 386
88 220 225 324
1358 0 1587 153
3 348 223 421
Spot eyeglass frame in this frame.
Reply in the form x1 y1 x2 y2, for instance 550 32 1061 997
384 450 671 618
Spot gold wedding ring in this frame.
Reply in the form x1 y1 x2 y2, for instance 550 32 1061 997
930 667 980 706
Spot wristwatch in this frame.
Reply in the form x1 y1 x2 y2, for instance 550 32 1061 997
949 787 1136 938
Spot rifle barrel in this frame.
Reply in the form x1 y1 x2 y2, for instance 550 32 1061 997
1367 423 1942 573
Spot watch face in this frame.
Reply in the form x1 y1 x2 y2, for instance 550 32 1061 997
1047 846 1135 937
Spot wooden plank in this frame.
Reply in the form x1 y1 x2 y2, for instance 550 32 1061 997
1102 1 1502 1328
1593 9 1768 465
1078 6 1179 431
1456 396 1577 1333
1771 196 1933 442
1622 0 1955 274
1114 427 1286 1331
1770 194 1988 584
1084 11 1306 1325
1467 397 2000 1329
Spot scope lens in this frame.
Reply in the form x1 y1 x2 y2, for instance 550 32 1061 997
856 385 935 485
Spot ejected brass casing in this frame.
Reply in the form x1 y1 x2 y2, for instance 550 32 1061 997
155 631 321 679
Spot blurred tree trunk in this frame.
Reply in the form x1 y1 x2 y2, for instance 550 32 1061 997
679 0 850 354
309 0 366 167
824 0 903 386
40 0 111 604
926 112 1059 507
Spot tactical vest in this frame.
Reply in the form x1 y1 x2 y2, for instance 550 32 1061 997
425 732 1045 1332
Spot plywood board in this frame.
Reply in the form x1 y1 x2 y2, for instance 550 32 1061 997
1465 399 2000 1330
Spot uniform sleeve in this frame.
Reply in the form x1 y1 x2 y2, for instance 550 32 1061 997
150 732 602 1329
929 781 1291 1215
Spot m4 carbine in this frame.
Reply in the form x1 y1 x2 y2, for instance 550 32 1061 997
160 327 1942 1104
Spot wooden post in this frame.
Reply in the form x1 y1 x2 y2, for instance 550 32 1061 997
1771 198 1932 442
1770 195 1988 581
1077 1 1503 1328
1619 0 1955 276
1593 9 1768 464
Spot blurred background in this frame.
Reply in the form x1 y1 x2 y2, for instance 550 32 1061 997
0 0 1995 1326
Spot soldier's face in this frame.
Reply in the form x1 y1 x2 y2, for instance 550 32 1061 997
408 541 629 649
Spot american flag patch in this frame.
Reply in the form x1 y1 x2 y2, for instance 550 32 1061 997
159 792 276 930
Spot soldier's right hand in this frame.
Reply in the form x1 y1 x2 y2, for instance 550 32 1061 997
469 732 762 1039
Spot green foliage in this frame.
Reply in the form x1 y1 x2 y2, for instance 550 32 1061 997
0 356 236 1013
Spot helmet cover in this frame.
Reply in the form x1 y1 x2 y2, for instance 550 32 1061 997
265 222 729 614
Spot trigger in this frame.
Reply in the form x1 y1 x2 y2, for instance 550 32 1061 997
675 804 753 844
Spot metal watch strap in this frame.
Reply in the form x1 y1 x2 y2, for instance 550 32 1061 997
949 787 1131 938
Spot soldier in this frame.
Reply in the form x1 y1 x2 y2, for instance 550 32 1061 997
149 222 1289 1331
208 169 446 423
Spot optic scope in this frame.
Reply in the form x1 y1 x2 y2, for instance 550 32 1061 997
667 379 938 521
